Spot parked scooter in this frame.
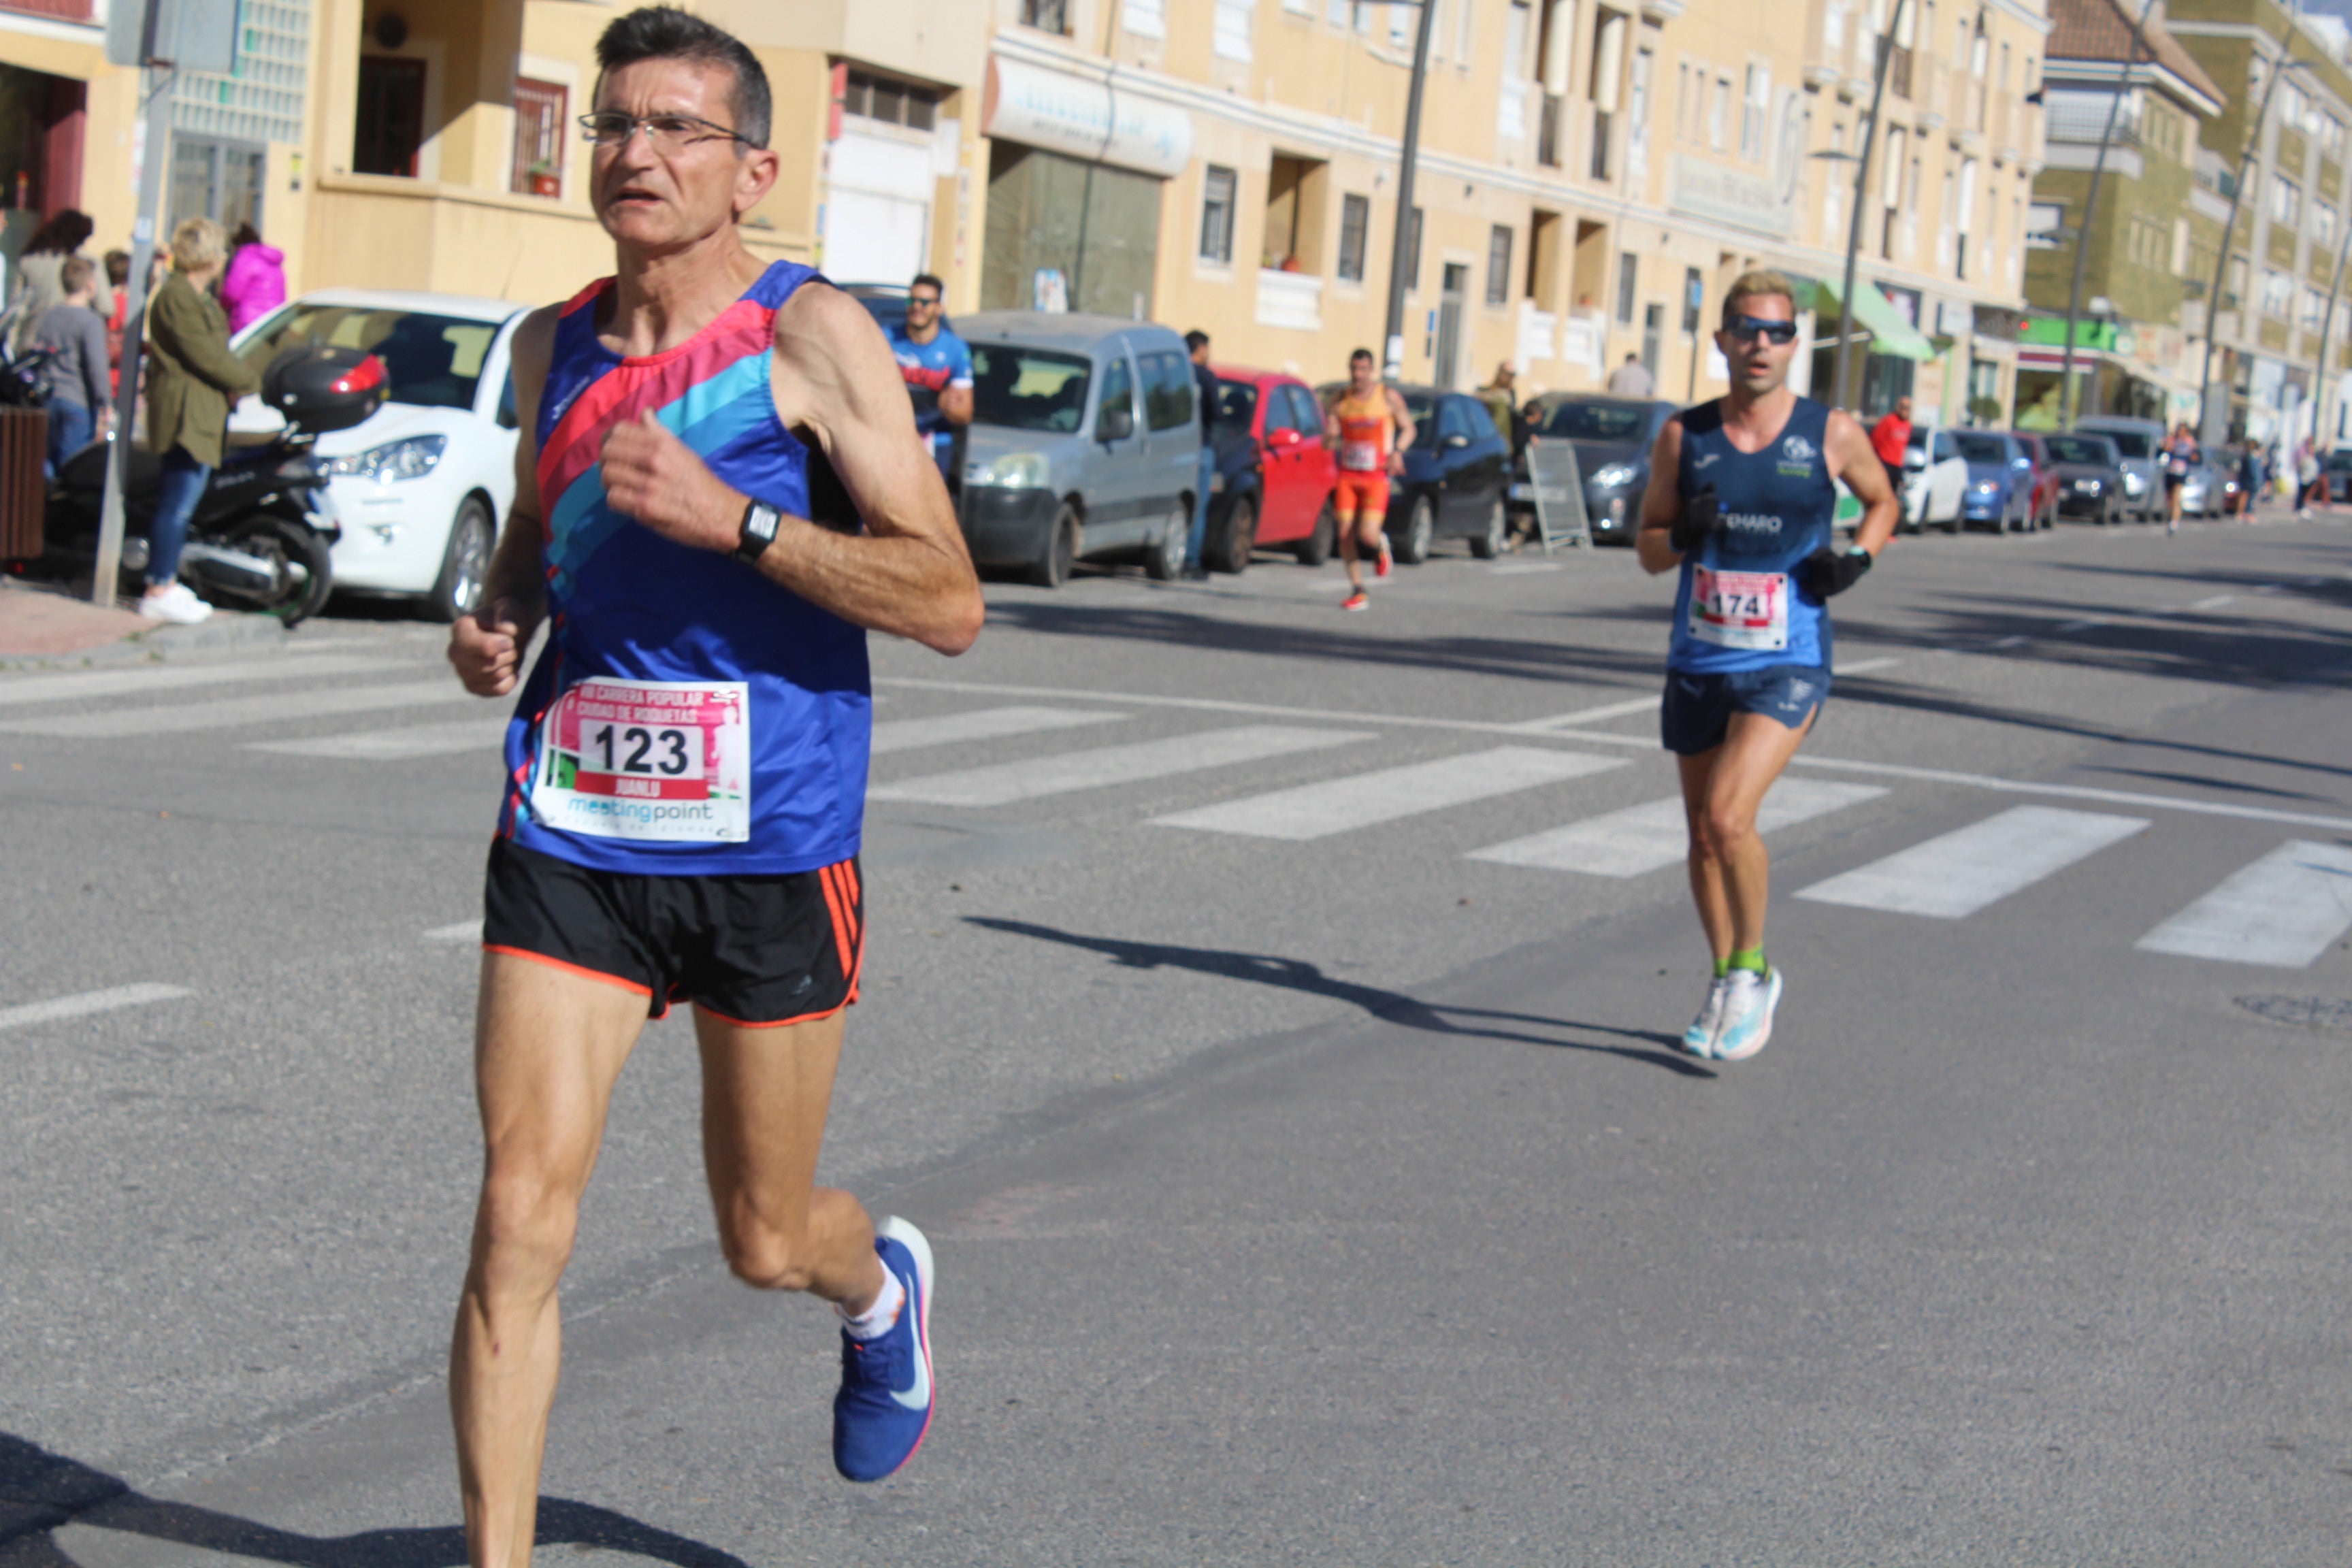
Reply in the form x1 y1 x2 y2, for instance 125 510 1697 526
38 345 387 626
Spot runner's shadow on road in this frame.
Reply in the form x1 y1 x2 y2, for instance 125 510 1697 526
965 917 1712 1078
0 1433 747 1567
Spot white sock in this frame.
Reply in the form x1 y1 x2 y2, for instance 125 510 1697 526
838 1269 904 1339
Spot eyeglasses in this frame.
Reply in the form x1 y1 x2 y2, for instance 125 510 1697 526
908 295 943 309
1725 315 1799 345
578 112 756 152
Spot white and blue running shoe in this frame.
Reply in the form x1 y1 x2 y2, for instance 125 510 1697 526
832 1215 934 1482
1682 976 1731 1058
1712 966 1783 1062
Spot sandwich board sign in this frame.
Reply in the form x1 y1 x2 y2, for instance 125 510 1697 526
1524 437 1592 553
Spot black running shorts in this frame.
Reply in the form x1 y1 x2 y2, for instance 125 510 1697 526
481 838 863 1026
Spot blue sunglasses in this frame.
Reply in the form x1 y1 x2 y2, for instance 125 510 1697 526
1725 315 1799 344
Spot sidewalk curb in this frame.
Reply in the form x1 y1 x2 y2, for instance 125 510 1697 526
0 602 294 672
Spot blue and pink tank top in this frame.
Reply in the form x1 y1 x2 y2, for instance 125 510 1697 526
1667 395 1838 674
500 259 870 877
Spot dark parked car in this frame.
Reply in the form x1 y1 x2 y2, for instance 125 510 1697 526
1317 381 1514 561
1509 393 1676 545
2041 433 2129 525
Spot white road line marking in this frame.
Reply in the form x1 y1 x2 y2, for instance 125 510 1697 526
870 705 1126 755
0 654 409 709
1156 747 1625 840
1507 695 1661 730
1797 805 2149 918
1488 561 1565 574
0 680 470 738
2188 594 2236 610
875 676 2352 832
2055 617 2109 633
424 920 484 942
1468 777 1886 877
0 983 192 1032
1989 634 2030 649
1838 656 1905 674
249 717 509 760
871 725 1371 807
2136 840 2352 968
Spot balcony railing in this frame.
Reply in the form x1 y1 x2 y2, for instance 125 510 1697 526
2044 99 2141 147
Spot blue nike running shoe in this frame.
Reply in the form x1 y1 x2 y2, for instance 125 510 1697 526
832 1215 934 1482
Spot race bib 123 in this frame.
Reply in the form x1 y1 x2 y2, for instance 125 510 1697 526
529 678 750 843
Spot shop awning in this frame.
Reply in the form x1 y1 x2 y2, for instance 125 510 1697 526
1811 278 1938 361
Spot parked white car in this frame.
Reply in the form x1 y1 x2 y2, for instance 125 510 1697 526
1900 424 1970 532
230 289 529 621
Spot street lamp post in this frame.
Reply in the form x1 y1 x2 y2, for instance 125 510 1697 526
1831 0 1910 415
2306 199 2352 453
1382 0 1440 383
2058 0 2159 431
2196 52 2310 444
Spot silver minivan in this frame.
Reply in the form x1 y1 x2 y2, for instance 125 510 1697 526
955 312 1201 587
2072 416 2166 520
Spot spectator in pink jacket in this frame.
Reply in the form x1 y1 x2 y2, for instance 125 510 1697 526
219 223 286 335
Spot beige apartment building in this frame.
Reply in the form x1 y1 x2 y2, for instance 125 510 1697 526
5 0 2046 423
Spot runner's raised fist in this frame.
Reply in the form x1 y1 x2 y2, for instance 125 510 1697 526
601 408 740 553
449 598 524 697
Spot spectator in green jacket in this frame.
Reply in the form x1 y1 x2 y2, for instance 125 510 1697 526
141 216 259 624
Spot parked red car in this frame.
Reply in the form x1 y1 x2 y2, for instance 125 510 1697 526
1204 364 1339 570
2004 430 2061 529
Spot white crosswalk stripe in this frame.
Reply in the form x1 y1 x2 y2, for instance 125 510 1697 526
0 654 408 709
0 983 192 1032
870 725 1372 807
1467 777 1885 876
0 679 466 738
1797 805 2149 918
250 717 510 760
2135 840 2352 968
870 705 1126 755
1156 746 1624 840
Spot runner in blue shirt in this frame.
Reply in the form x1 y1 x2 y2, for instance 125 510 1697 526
1636 270 1899 1062
887 272 971 479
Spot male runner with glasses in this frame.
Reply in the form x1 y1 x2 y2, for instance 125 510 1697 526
887 273 973 482
1636 272 1897 1060
442 9 982 1562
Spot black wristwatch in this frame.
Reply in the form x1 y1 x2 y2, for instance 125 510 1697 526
734 500 781 566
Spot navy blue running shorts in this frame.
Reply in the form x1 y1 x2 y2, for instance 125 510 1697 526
482 838 862 1026
1660 664 1831 756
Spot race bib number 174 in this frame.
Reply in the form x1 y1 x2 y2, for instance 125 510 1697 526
530 678 751 843
1688 566 1789 651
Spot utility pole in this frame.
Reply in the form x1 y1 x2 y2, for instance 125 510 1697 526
1832 0 1908 414
2059 0 2159 430
2198 50 2304 444
93 54 174 608
1382 0 1439 382
2307 196 2352 453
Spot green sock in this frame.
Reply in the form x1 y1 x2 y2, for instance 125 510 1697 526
1712 956 1731 979
1729 946 1767 975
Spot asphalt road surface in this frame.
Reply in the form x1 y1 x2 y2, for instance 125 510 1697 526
5 512 2352 1567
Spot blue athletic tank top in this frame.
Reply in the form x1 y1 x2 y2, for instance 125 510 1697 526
1667 395 1838 674
499 259 870 876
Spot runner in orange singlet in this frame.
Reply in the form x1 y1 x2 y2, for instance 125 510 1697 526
1323 346 1416 611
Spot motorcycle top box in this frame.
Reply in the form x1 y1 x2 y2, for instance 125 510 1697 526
260 346 389 434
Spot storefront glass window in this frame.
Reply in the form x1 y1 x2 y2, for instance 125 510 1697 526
981 144 1162 318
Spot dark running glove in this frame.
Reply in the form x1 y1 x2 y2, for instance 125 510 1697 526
1799 546 1873 598
1670 482 1721 554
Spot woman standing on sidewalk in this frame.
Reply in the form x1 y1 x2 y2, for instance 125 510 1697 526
140 217 259 625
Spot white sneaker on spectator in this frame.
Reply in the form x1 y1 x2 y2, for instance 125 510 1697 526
137 583 214 624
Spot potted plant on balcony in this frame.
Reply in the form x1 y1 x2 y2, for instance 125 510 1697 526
526 159 560 198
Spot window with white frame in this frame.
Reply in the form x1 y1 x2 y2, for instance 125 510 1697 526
1390 1 1411 46
1285 0 1313 12
2319 203 2340 250
1122 0 1166 39
2304 284 2325 331
1214 0 1256 59
1199 165 1237 264
2274 174 2302 228
1823 1 1844 54
1456 0 1477 63
2263 267 2293 318
1708 75 1729 150
1486 225 1514 306
1740 64 1770 162
1328 0 1350 22
2172 216 2191 274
